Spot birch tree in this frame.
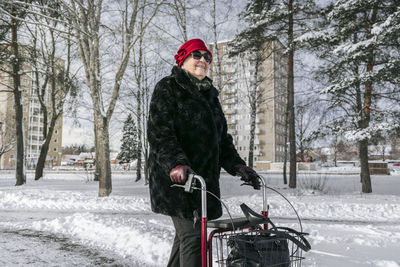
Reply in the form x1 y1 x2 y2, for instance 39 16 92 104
61 0 162 196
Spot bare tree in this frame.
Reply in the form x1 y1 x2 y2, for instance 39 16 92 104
207 0 233 93
0 1 33 185
61 0 162 196
25 3 77 180
0 115 16 167
295 99 321 162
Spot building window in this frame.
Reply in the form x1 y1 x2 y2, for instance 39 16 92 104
54 138 57 143
10 154 14 159
53 156 57 160
55 130 58 134
53 147 57 152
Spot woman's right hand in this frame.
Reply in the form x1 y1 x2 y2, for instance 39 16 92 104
169 165 193 183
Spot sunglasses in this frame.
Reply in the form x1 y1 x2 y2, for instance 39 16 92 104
191 50 212 63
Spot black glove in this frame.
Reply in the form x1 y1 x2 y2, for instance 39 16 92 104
170 165 193 183
234 164 261 190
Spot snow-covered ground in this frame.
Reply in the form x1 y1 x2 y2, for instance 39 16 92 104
1 170 400 266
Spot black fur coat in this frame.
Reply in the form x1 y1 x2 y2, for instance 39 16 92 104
147 66 245 220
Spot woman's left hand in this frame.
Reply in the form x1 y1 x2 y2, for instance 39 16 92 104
234 164 261 190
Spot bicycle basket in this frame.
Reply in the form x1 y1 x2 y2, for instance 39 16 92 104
225 227 310 267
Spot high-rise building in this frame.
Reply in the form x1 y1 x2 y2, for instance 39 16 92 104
208 40 288 166
0 49 63 169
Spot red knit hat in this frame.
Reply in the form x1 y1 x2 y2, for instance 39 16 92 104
174 39 213 67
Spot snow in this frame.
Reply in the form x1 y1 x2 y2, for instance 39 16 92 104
1 171 400 266
344 123 400 142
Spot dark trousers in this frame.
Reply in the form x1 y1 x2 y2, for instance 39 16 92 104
167 216 202 267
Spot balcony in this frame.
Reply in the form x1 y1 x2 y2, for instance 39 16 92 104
224 108 237 115
29 121 40 127
29 139 43 146
225 98 237 104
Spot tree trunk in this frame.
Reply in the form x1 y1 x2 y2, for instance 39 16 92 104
143 145 149 184
35 119 56 180
211 0 223 93
248 58 259 168
248 107 256 168
359 139 372 193
283 92 289 184
11 13 25 186
288 0 296 188
136 78 142 181
93 123 100 181
96 115 112 197
357 7 377 194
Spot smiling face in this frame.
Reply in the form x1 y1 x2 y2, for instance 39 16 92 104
181 50 210 80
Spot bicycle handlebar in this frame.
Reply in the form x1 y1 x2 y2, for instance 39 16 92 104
172 174 268 216
171 173 207 218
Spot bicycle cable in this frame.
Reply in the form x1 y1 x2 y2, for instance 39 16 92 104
192 186 237 233
191 180 304 234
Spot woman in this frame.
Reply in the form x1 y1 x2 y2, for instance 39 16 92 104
147 38 260 266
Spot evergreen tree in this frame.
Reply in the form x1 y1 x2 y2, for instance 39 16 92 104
118 114 139 164
231 0 317 187
299 0 400 193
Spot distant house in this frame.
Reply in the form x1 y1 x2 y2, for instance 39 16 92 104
61 154 79 166
60 152 120 167
110 152 119 165
76 152 95 167
296 150 318 162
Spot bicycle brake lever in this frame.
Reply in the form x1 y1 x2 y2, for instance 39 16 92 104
170 173 196 193
240 182 253 187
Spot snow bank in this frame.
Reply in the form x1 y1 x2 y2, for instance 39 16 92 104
221 193 400 223
24 213 172 266
0 189 150 213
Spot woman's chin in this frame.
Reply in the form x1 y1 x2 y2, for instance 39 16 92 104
195 69 206 77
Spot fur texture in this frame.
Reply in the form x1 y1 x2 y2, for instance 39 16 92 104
147 66 245 220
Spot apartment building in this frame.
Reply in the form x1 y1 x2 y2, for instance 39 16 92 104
208 40 288 165
0 48 63 169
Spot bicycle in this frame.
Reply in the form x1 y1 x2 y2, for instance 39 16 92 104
172 174 311 267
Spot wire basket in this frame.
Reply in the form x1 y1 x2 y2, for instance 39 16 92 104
211 226 308 267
